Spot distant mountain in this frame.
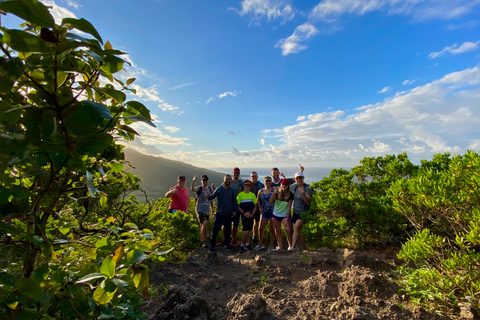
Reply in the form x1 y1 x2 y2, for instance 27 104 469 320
124 149 227 201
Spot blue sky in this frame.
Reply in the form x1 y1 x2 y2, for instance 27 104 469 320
4 0 480 169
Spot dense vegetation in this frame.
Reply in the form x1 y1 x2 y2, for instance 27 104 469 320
1 1 478 318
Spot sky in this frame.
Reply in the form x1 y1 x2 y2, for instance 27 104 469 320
3 0 480 169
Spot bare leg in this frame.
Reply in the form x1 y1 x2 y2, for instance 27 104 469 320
292 219 304 248
200 220 208 242
242 231 251 245
253 219 259 239
283 219 293 248
232 225 238 243
271 219 283 249
259 219 269 245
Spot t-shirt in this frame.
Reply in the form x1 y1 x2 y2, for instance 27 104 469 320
195 185 212 214
237 191 257 215
293 184 312 215
230 179 244 195
168 186 189 213
250 181 265 198
273 191 294 218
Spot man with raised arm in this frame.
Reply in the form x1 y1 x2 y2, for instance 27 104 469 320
165 175 189 214
191 174 214 248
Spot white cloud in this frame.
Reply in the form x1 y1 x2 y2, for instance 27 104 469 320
169 82 196 90
40 0 76 24
206 90 241 104
164 126 180 133
378 86 391 93
403 79 416 86
65 0 81 9
238 0 295 25
274 23 319 56
359 140 392 153
428 40 480 59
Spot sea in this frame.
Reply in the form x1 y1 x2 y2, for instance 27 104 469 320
210 167 345 185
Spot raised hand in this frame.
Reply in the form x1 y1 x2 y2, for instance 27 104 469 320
192 174 197 182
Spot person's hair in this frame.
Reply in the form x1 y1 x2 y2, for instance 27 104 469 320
224 174 231 180
250 171 257 176
264 175 272 182
271 167 279 173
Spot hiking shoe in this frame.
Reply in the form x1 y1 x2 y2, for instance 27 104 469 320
254 244 265 251
225 245 233 252
231 240 239 247
252 236 259 244
240 246 247 254
208 246 216 253
274 246 282 251
246 244 252 250
287 246 296 251
268 245 274 252
200 241 205 248
203 242 209 249
216 240 225 246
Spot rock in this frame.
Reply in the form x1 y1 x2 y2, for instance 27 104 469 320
227 293 269 320
459 303 480 320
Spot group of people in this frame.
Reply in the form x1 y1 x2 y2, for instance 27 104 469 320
165 165 312 254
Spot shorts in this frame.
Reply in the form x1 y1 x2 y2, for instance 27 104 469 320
291 213 302 225
197 212 209 224
254 211 261 221
168 208 177 214
222 212 240 227
272 214 286 222
262 210 273 220
241 216 254 231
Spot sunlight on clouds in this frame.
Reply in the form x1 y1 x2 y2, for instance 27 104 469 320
164 126 180 133
206 91 241 104
65 0 81 9
469 139 480 150
378 86 391 93
40 0 76 24
359 140 392 153
428 40 480 59
238 0 295 25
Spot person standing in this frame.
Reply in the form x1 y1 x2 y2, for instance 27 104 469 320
206 174 238 253
222 167 243 247
270 179 294 250
291 172 312 250
249 171 264 243
165 175 189 214
237 180 258 253
254 176 275 251
191 174 214 248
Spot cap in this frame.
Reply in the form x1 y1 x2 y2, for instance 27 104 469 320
201 175 209 180
294 172 304 178
244 179 253 186
177 175 186 180
280 179 290 185
233 167 240 172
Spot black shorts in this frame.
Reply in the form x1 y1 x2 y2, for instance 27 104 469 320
197 212 209 224
241 216 254 231
291 213 302 225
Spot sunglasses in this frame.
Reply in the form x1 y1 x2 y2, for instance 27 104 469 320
296 176 304 179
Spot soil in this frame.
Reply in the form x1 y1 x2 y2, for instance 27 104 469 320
145 246 449 320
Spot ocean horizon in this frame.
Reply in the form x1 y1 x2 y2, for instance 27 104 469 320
210 167 350 185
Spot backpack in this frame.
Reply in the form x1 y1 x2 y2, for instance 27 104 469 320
195 185 213 202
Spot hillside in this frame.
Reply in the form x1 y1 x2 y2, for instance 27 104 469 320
124 149 227 201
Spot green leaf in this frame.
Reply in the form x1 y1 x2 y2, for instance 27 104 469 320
75 273 106 284
86 170 95 197
110 162 124 174
124 222 138 230
1 29 51 53
93 279 117 305
118 125 140 136
62 17 103 44
96 237 113 252
125 101 151 119
100 195 107 209
100 256 115 278
74 100 113 120
124 249 148 266
99 87 126 103
76 133 113 156
104 41 113 50
0 0 55 28
132 266 149 294
125 115 156 128
126 78 136 86
102 55 124 74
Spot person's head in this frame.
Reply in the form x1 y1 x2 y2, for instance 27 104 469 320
244 179 253 192
223 174 232 187
264 176 272 187
250 171 258 183
177 175 186 187
271 167 280 180
201 174 209 186
294 172 304 185
232 167 240 180
280 178 290 192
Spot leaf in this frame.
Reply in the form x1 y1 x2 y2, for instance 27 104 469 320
86 170 96 197
132 266 149 294
75 100 113 120
124 249 148 266
125 101 151 119
118 125 140 136
126 78 136 86
93 279 117 305
100 195 107 209
102 55 124 73
0 0 55 28
99 87 126 103
110 162 124 174
112 246 124 266
1 29 51 53
125 115 156 128
104 40 113 50
96 237 113 252
75 273 106 284
76 133 113 156
62 17 103 44
100 256 115 278
124 222 138 230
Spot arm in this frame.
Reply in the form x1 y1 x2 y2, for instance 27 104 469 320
190 175 199 192
298 185 312 206
287 199 293 219
210 200 215 217
206 187 219 200
165 187 177 198
257 190 263 215
270 190 278 204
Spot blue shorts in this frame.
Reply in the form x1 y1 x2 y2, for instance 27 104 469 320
272 214 286 222
222 212 240 227
262 210 273 220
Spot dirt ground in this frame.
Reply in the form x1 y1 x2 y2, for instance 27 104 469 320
145 245 449 320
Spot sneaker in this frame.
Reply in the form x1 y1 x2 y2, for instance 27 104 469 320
216 240 225 246
274 246 282 251
268 245 274 252
288 246 296 251
246 244 252 250
200 241 205 248
252 236 259 244
203 242 210 249
240 246 247 253
231 240 239 247
208 246 216 253
254 244 265 251
225 245 233 252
